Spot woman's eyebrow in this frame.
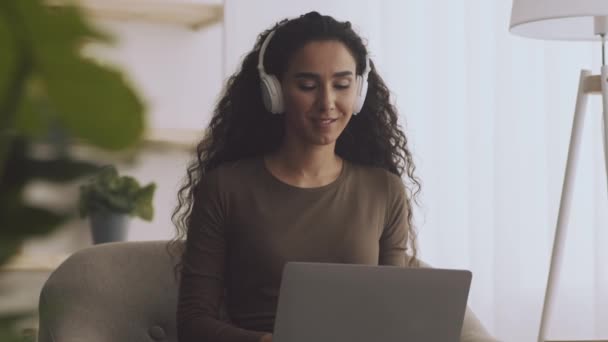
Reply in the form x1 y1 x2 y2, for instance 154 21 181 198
333 71 354 78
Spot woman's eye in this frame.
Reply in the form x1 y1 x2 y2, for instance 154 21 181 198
298 84 316 91
296 82 350 91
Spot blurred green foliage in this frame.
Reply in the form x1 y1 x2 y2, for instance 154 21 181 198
79 165 156 221
1 0 146 340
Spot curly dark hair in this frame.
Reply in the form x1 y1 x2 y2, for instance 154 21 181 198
167 11 422 276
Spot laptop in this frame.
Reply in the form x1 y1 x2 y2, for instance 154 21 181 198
273 262 472 342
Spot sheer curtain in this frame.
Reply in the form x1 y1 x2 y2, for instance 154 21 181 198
376 1 608 340
225 0 608 340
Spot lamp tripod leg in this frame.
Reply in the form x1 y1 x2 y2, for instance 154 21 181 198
537 70 592 342
601 65 608 196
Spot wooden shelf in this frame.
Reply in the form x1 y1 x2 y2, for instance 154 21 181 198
48 0 224 29
1 253 71 272
143 127 203 151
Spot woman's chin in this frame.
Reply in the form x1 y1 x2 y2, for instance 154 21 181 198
309 134 338 146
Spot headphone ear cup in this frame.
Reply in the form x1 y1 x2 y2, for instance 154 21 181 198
261 74 284 114
353 75 368 115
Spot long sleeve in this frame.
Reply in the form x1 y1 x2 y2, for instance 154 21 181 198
177 171 267 342
379 172 408 266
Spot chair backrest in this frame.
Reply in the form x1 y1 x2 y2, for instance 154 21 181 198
37 241 183 342
37 241 498 342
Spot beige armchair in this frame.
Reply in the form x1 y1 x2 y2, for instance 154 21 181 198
37 241 499 342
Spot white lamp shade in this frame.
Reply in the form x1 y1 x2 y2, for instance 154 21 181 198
510 0 608 41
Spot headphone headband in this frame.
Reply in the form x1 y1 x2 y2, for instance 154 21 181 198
257 30 276 76
361 53 370 80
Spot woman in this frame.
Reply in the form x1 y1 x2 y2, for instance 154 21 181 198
171 11 493 342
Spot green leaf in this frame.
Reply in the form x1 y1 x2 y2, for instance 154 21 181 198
0 239 21 268
12 94 48 138
44 58 145 150
0 203 68 238
0 138 28 190
0 138 98 190
0 12 17 114
14 0 111 54
135 183 156 221
0 202 67 266
0 314 31 342
14 0 145 150
79 166 156 219
13 76 53 139
24 158 99 182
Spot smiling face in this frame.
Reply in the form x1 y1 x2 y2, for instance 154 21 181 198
280 40 358 148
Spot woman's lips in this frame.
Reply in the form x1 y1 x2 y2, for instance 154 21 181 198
313 118 337 127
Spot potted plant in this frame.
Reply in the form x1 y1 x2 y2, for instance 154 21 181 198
79 166 156 244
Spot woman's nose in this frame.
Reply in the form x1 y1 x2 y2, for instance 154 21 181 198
318 84 335 112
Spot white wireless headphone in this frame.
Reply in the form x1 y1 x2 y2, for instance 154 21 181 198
257 29 371 115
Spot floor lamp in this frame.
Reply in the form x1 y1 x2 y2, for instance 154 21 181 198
509 1 608 342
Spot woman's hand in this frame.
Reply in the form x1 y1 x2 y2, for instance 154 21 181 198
260 333 273 342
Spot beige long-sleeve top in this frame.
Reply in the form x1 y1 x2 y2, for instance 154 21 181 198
177 157 500 342
177 157 408 342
